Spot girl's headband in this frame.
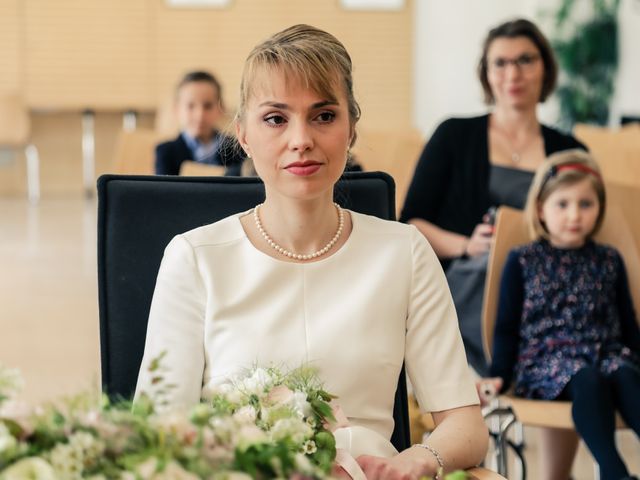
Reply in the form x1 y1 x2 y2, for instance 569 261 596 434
540 162 602 193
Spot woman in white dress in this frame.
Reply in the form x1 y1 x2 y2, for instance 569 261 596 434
136 24 488 479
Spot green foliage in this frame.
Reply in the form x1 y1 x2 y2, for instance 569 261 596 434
420 470 470 480
550 0 620 127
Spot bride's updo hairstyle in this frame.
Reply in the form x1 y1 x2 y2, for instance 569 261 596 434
236 24 361 147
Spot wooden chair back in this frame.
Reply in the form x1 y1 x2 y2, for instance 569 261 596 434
179 161 225 177
351 128 424 214
0 93 30 146
574 123 640 188
112 128 158 175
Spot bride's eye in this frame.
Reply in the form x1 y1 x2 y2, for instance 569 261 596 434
264 114 287 126
315 111 336 124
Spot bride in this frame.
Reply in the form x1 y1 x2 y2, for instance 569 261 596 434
136 24 488 479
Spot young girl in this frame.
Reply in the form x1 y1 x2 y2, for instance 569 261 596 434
484 150 640 480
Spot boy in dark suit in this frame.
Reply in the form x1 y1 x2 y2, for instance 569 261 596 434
155 71 244 176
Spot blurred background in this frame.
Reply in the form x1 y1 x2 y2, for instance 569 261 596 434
0 1 638 477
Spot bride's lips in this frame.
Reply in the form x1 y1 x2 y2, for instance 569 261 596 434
285 161 323 176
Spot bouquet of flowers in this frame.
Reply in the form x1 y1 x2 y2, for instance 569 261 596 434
0 360 337 479
0 360 472 480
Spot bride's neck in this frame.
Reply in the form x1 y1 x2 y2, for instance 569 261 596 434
258 196 339 253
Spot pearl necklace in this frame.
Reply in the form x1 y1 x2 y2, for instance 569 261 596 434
253 203 344 261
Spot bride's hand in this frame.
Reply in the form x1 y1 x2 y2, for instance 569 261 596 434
331 464 354 479
356 447 435 480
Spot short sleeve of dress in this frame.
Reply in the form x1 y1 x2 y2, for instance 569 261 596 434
405 227 479 412
135 234 206 408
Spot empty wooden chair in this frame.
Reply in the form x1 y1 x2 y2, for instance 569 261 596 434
351 128 424 215
574 123 640 188
111 128 158 175
0 93 40 203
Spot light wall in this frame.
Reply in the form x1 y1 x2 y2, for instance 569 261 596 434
413 0 640 137
612 0 640 121
0 0 414 130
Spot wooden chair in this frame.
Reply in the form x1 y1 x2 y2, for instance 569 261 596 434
481 205 640 475
179 160 225 177
111 128 158 175
469 468 507 480
351 128 424 216
0 93 40 202
574 123 640 188
606 181 640 254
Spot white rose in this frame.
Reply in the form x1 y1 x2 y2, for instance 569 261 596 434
151 461 199 480
241 368 272 395
266 385 294 405
270 418 312 444
0 423 17 454
49 443 82 479
232 405 257 424
135 457 159 479
290 391 312 418
212 383 243 404
235 424 268 450
0 457 58 480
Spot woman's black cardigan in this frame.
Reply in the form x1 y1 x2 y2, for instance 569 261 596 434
400 114 586 239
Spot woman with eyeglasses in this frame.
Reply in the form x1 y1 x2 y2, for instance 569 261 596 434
401 18 586 480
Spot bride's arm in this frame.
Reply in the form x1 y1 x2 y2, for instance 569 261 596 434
356 405 487 479
135 235 206 408
427 404 489 469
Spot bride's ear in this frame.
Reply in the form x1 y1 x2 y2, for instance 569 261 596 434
236 123 252 158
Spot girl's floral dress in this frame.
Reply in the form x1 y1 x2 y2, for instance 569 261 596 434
490 239 640 399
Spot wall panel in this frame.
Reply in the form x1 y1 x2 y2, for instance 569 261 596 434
17 0 412 128
153 0 413 129
24 0 155 109
0 0 22 94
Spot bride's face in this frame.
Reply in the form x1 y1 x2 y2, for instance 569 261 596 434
237 69 353 202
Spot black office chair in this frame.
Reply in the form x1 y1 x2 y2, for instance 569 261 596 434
96 172 409 451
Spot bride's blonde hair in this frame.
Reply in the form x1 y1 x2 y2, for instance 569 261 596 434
236 24 361 147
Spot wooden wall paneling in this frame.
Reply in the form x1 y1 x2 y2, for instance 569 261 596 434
1 0 414 196
153 0 413 130
0 0 22 95
24 0 155 110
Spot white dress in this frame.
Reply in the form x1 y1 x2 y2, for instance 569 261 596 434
136 210 478 458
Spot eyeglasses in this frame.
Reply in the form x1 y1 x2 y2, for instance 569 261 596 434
489 53 540 73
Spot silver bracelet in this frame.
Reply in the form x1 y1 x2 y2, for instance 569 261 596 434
414 443 444 479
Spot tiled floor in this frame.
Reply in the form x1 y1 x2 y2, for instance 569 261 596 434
0 195 638 479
